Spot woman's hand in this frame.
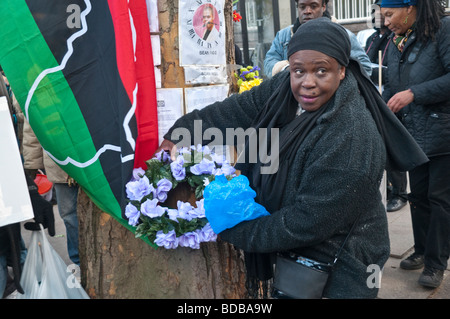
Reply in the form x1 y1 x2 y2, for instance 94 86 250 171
387 89 414 113
154 139 177 161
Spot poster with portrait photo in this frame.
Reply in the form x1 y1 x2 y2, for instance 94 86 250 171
179 0 226 66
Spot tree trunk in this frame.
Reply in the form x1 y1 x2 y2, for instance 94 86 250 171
78 190 247 299
78 0 247 299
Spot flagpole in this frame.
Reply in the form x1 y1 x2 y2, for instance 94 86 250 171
378 50 382 94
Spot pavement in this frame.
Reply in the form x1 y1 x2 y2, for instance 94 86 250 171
8 200 450 300
378 202 450 299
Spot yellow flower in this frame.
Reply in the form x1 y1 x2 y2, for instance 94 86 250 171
238 78 263 94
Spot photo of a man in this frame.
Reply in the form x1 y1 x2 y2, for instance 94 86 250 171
194 4 220 41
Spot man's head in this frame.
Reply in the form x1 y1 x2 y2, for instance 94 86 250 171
295 0 328 24
202 4 215 31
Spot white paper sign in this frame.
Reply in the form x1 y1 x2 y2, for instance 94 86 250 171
179 0 226 66
154 67 162 88
156 88 184 144
0 97 34 227
185 85 229 113
184 65 228 84
151 35 161 66
146 0 159 33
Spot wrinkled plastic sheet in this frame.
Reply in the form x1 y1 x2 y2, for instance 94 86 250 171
18 225 89 299
204 175 270 234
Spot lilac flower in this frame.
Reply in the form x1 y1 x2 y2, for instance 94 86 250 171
178 231 201 249
191 144 211 155
176 201 194 221
170 155 186 181
178 147 191 155
154 230 179 249
200 145 211 155
154 150 171 163
166 208 179 222
140 198 166 218
125 175 154 201
213 162 236 176
210 152 226 165
222 162 236 175
196 223 217 242
131 167 146 181
191 199 206 219
155 178 172 202
190 158 215 175
125 203 140 226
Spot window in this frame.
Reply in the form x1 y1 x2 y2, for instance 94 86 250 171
332 0 374 23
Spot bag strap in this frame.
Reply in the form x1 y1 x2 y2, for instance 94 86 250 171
332 211 363 266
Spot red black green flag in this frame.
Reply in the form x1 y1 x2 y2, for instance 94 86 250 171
0 0 158 242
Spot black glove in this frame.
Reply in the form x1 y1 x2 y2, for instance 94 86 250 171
23 171 55 236
24 168 38 180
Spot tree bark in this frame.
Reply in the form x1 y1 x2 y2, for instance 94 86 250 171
78 0 247 299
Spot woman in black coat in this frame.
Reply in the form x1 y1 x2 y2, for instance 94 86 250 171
381 0 450 288
157 18 427 298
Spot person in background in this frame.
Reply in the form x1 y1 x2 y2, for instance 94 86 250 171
0 75 55 298
235 44 244 67
22 120 80 266
381 0 450 288
365 0 392 84
263 0 373 78
366 0 407 213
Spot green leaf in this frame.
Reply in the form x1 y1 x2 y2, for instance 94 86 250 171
197 217 208 228
193 150 204 165
135 222 149 238
187 174 205 189
175 218 206 236
182 152 193 166
145 158 164 174
195 185 204 199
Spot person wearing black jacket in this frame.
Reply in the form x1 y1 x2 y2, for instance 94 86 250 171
381 0 450 288
365 9 391 84
366 1 408 212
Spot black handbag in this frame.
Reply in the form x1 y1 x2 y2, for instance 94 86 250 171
272 213 362 299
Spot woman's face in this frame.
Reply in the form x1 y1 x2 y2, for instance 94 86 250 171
381 7 415 35
289 50 345 112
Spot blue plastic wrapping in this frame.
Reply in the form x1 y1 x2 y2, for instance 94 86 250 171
204 174 270 234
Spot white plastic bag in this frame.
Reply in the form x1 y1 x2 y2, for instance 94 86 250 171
18 225 89 299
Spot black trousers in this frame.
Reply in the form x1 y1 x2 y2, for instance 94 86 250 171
387 168 408 201
408 154 450 270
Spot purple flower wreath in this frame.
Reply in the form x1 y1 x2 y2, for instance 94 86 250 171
125 145 236 249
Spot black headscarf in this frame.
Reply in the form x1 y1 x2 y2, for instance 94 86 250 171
288 17 350 65
236 17 428 298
